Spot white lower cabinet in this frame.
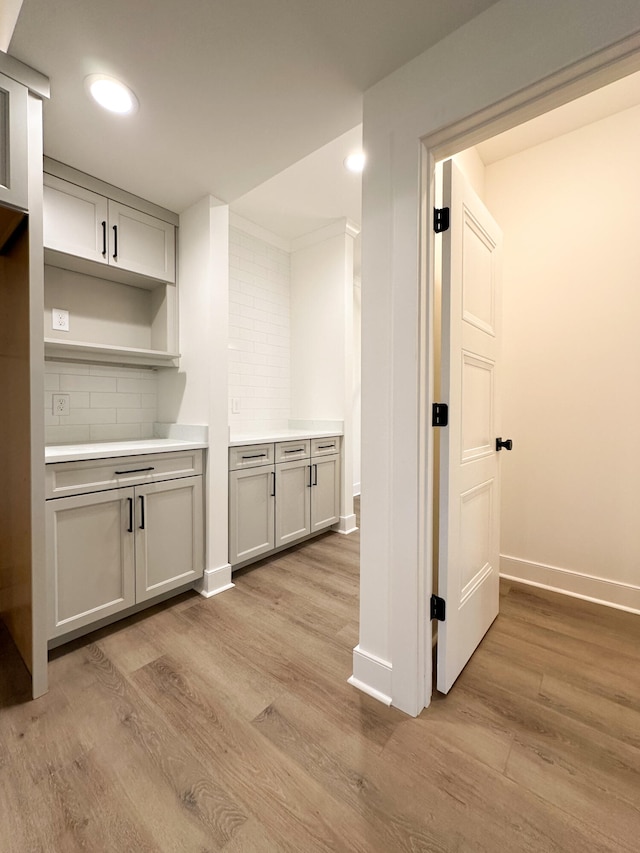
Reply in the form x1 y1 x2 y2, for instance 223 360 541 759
46 451 204 640
228 438 341 568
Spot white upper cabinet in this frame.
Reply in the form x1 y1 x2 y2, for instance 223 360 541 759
43 175 108 264
43 173 176 285
109 200 175 282
0 72 28 211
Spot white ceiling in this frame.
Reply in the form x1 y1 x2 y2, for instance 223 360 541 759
9 0 500 214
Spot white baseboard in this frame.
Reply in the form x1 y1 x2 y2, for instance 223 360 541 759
197 563 235 599
349 645 392 705
500 555 640 615
336 514 358 535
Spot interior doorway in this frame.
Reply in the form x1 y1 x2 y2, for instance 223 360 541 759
426 62 640 701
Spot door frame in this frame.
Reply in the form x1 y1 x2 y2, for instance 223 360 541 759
415 38 640 713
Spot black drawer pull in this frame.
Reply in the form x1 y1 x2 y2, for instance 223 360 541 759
284 448 304 454
241 453 267 459
318 444 335 450
114 466 155 475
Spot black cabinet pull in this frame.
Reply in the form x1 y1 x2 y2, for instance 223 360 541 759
139 495 145 529
242 453 267 460
101 220 107 257
270 472 276 497
114 466 155 475
318 444 335 450
313 464 318 486
284 448 304 454
127 497 133 533
113 224 118 259
308 465 312 487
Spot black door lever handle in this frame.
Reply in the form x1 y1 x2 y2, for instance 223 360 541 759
496 437 513 451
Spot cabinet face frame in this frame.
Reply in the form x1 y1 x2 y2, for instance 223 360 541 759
229 465 275 565
310 453 341 532
43 174 109 264
108 200 176 283
275 457 312 547
134 476 204 602
0 73 28 211
46 487 136 638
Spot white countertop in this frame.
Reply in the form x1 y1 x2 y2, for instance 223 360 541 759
229 429 342 447
46 438 208 464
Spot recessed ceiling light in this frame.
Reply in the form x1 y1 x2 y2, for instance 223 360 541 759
344 151 366 173
85 74 138 115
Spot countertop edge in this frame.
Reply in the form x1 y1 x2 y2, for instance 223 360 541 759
45 440 208 464
229 430 343 447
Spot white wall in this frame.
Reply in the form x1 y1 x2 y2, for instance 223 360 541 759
484 104 640 611
357 0 640 714
228 221 291 433
157 195 231 596
290 220 358 532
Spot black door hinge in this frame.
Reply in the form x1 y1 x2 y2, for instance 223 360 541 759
432 402 448 427
434 207 450 233
430 595 446 622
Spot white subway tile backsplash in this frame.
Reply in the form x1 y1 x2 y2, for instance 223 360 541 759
59 374 116 392
90 423 142 442
45 362 158 444
61 408 117 425
90 392 142 409
229 226 291 429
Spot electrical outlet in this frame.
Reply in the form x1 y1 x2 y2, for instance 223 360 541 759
52 394 70 416
232 398 240 414
52 308 70 332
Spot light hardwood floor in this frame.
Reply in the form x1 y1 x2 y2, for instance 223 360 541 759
1 506 640 852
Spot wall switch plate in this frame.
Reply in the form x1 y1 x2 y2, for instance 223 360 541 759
52 308 70 332
232 398 240 414
52 394 70 416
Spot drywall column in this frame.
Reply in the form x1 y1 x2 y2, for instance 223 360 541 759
356 0 640 715
157 195 232 597
290 218 359 534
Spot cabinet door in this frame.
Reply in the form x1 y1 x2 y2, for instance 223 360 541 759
46 488 135 639
0 73 28 211
43 174 109 264
275 459 311 547
229 466 275 566
310 454 341 533
134 476 204 602
109 200 176 283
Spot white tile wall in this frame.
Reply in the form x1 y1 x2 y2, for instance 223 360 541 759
229 226 291 432
44 361 158 445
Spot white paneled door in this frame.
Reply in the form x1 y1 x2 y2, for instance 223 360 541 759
437 159 504 694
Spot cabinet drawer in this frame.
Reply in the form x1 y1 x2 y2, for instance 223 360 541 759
311 436 341 457
275 439 310 463
229 443 274 471
46 450 203 498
